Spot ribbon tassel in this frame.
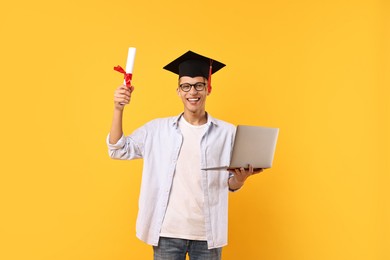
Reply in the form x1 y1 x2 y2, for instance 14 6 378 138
114 65 132 86
207 60 213 92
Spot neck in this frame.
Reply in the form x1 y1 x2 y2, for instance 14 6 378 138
182 110 207 125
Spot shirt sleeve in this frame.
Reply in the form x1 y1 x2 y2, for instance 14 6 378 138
106 134 126 149
106 126 145 160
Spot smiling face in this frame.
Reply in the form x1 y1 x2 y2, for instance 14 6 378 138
178 76 210 117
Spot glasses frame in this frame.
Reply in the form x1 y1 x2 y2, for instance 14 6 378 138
179 82 207 92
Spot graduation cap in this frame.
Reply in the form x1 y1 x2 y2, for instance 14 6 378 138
163 50 226 91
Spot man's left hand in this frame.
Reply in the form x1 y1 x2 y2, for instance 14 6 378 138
228 165 263 190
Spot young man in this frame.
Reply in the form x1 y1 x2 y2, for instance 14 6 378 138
107 51 262 260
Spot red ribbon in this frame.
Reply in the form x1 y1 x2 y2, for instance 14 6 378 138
114 65 132 86
207 60 213 92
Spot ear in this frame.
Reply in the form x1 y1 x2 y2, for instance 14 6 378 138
177 88 180 96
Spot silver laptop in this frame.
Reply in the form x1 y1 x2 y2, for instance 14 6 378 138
202 125 279 171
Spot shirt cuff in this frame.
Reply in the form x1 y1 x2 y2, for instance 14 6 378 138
106 134 126 149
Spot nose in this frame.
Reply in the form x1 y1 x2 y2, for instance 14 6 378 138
189 86 198 94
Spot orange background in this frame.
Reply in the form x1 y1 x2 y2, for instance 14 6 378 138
0 0 389 259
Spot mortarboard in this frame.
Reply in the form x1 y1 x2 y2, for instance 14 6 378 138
163 50 226 91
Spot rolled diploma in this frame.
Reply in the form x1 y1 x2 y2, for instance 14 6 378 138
124 47 136 84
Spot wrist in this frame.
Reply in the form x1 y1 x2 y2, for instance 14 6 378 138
114 105 125 113
233 176 245 186
229 176 245 191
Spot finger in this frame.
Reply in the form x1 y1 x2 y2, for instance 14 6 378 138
115 98 129 105
117 84 128 91
117 86 131 93
114 93 130 102
122 86 134 96
115 93 130 101
114 93 130 101
252 168 263 175
114 91 126 98
114 91 127 99
116 88 131 97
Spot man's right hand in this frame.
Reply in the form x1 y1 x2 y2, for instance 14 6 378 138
114 84 134 110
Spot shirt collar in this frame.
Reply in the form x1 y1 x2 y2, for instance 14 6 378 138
171 112 218 128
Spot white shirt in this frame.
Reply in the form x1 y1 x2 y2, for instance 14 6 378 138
160 116 207 240
107 113 236 249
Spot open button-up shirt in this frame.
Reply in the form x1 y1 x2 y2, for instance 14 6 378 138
107 113 236 249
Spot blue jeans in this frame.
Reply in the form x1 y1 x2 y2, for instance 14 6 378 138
153 237 222 260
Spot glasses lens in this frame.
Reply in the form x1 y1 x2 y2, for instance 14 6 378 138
194 83 206 91
180 83 191 92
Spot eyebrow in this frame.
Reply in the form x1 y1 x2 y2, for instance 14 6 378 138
180 81 205 85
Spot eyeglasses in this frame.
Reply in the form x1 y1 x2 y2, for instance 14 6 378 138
179 82 206 92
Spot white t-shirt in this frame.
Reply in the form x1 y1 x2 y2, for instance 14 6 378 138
160 117 207 240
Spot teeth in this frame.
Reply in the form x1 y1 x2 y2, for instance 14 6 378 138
188 98 199 101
